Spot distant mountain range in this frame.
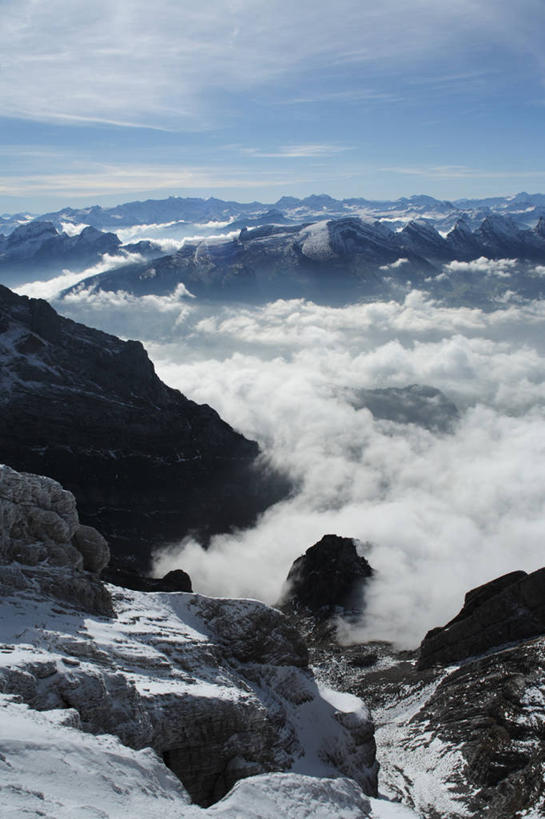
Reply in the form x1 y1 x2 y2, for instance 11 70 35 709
3 191 545 235
3 193 545 305
66 214 545 306
0 221 160 287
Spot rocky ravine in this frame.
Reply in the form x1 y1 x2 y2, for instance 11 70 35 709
0 465 406 818
289 543 545 819
0 285 287 572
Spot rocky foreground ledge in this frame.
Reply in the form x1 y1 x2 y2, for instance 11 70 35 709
0 465 404 818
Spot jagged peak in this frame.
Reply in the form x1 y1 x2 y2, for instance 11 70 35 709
8 220 58 243
402 219 444 239
535 216 545 238
478 213 521 234
447 216 474 237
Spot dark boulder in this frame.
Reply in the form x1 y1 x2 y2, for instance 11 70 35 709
103 567 193 593
279 534 373 616
419 567 545 668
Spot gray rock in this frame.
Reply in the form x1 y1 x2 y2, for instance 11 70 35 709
409 639 545 817
0 464 112 615
0 583 378 807
419 568 545 668
72 524 110 574
351 384 459 433
279 534 374 618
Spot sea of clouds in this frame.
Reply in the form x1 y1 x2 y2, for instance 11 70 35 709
50 284 545 647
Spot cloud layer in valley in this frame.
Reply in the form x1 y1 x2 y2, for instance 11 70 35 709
55 288 545 647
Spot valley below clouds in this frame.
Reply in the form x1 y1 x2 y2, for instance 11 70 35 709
52 285 545 647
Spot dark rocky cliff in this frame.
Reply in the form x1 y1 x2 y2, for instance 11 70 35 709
419 568 545 668
0 285 286 570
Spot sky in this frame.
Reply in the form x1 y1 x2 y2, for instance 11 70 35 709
2 0 545 213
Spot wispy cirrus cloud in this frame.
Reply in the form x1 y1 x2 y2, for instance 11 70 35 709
2 0 545 209
381 164 545 180
0 163 309 197
241 144 354 158
1 0 544 130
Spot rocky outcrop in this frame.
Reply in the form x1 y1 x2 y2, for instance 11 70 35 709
0 701 379 818
66 217 432 303
279 534 374 617
408 638 545 817
306 619 545 818
0 285 286 570
350 384 459 432
0 464 112 615
103 566 193 593
399 219 453 263
419 568 545 668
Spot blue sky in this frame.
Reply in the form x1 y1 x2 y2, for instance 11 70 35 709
1 0 545 213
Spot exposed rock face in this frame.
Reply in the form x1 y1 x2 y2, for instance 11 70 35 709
399 219 453 263
72 524 110 574
305 621 545 817
66 218 432 303
280 534 373 617
0 466 378 809
419 568 545 668
0 285 286 570
0 464 112 615
408 639 545 817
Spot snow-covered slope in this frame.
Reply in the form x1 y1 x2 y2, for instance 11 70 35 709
0 465 415 818
0 700 408 819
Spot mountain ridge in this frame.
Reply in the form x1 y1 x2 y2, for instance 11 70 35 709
0 284 287 570
64 212 545 305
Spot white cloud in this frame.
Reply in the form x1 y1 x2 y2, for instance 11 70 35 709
55 289 545 647
0 164 301 198
444 257 518 275
379 258 409 271
381 165 545 180
14 252 146 300
242 144 353 158
1 1 543 129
